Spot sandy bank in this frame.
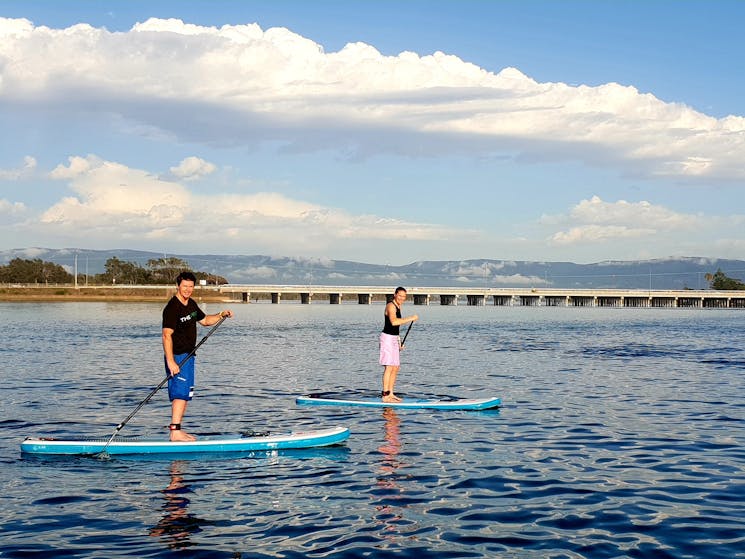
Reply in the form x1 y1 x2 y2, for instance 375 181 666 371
0 286 232 303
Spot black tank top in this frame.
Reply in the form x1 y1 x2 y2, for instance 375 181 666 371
383 303 401 335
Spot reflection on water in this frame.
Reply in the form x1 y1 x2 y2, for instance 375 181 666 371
374 408 405 542
377 408 402 478
149 461 202 550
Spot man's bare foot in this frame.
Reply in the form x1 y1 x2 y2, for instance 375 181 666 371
170 430 196 442
382 394 403 403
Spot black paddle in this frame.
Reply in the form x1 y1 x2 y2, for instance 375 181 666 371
97 315 228 456
401 320 414 346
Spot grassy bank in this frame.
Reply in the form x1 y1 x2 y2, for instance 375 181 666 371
0 286 232 303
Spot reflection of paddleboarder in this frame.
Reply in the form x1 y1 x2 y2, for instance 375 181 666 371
380 287 418 403
378 408 401 462
375 408 404 539
149 461 202 550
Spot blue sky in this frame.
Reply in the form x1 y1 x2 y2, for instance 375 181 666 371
1 0 743 265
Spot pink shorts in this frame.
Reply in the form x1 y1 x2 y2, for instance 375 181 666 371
379 333 400 366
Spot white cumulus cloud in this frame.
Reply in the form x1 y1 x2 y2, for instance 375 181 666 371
546 196 708 247
0 17 743 181
35 154 463 252
568 196 701 230
0 156 37 179
169 156 217 180
0 199 28 215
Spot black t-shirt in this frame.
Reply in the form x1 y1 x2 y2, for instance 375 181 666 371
162 296 206 354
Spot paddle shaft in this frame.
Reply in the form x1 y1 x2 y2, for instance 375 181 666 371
100 315 228 450
401 320 414 346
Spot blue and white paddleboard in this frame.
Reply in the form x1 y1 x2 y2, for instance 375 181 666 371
296 395 501 410
20 426 350 456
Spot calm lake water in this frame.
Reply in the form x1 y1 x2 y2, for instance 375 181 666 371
1 301 743 558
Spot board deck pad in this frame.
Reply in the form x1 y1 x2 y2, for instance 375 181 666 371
296 394 501 410
21 426 350 456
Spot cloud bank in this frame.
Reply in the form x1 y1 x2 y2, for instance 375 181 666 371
34 154 463 254
1 17 743 181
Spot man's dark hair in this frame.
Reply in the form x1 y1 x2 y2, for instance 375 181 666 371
176 271 197 285
394 286 407 294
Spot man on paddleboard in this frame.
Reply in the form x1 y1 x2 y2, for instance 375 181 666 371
380 287 418 403
162 271 233 442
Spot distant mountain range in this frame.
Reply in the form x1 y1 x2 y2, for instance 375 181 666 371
2 247 744 290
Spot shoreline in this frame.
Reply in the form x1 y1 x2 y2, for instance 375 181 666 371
0 286 231 303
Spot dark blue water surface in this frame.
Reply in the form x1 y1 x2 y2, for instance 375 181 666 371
1 302 743 558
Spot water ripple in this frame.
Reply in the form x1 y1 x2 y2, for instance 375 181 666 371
1 304 744 558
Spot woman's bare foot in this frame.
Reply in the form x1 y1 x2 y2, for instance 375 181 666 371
170 430 196 442
382 393 403 403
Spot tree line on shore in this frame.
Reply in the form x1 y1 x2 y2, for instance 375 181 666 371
2 257 744 290
0 257 228 285
704 269 745 290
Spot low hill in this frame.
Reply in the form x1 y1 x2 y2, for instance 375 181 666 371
2 248 744 290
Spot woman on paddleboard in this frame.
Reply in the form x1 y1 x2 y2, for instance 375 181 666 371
380 287 418 403
162 271 233 442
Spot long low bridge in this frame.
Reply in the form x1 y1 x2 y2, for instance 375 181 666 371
218 285 745 308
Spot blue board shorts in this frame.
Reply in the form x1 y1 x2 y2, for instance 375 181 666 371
165 353 195 401
379 333 400 366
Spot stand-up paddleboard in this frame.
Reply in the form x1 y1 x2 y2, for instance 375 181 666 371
296 395 501 411
20 426 350 456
